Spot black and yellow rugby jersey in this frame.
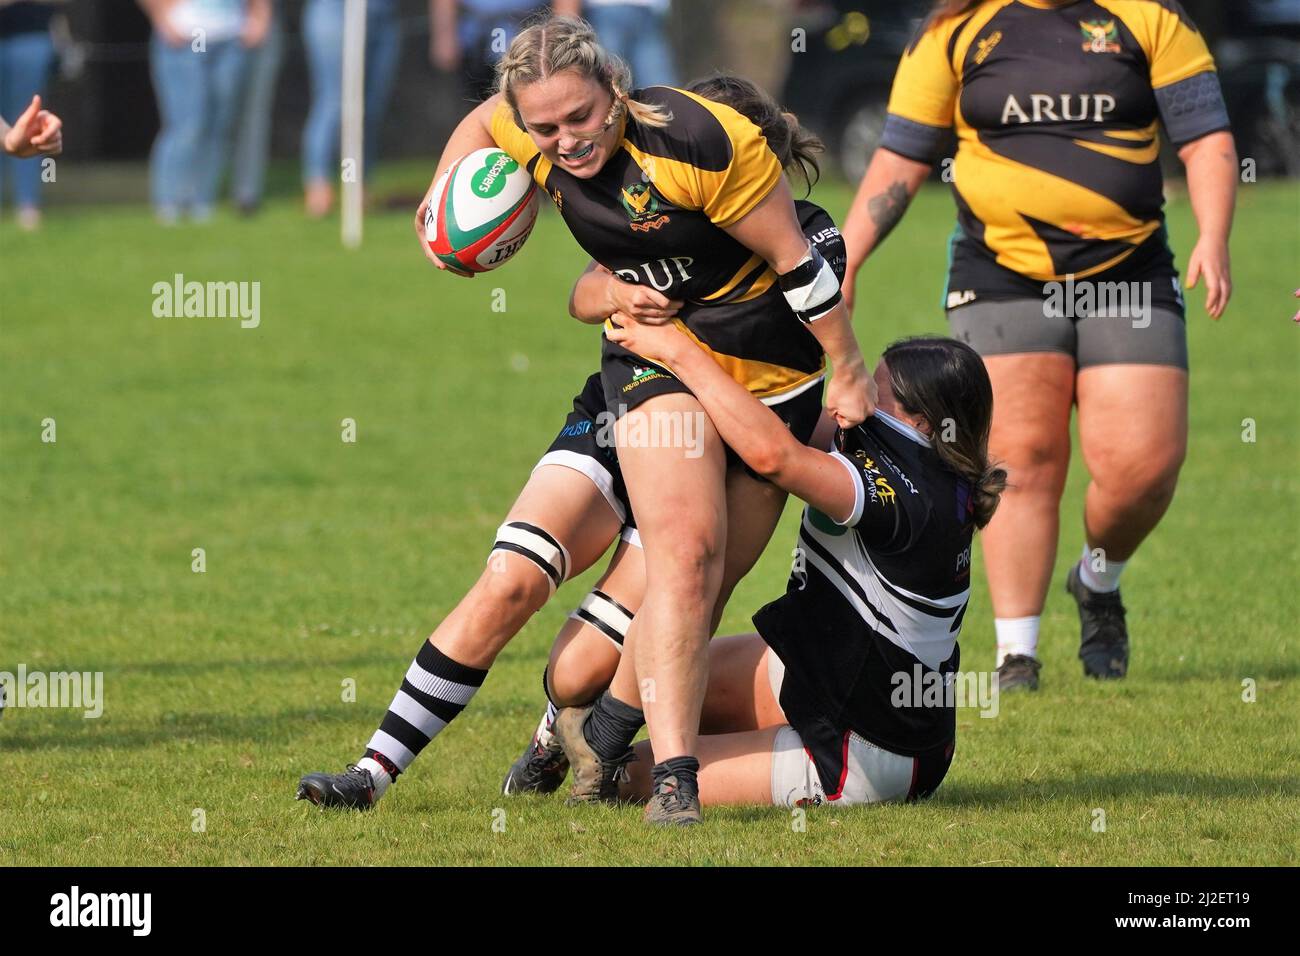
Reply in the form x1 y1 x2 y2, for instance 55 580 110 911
490 86 825 402
880 0 1230 305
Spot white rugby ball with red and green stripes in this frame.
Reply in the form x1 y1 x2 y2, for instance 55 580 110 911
425 147 541 273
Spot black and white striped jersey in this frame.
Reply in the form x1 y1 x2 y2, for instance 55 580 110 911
753 410 976 756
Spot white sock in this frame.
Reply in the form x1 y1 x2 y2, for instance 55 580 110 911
535 702 558 749
995 616 1040 667
356 756 393 799
1078 543 1127 593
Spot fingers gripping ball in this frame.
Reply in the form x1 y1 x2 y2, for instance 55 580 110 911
425 148 542 273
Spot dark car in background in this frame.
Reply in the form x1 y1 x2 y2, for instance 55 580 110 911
781 0 935 182
1218 0 1300 178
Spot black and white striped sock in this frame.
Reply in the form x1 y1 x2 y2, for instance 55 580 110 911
361 642 487 795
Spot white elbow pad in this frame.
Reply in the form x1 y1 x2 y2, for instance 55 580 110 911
778 244 842 324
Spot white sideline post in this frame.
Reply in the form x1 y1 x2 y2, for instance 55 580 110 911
341 0 367 249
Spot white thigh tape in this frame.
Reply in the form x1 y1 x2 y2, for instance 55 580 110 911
569 587 634 648
490 521 570 592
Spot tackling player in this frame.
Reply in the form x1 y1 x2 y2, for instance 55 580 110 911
558 322 1004 810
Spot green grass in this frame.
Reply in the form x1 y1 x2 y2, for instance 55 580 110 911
1 167 1297 866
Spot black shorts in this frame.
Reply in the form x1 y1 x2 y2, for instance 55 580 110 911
600 342 826 483
536 372 635 528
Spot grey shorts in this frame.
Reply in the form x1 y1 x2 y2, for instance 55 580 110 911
947 297 1188 370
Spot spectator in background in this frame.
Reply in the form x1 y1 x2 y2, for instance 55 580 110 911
0 0 65 230
301 0 400 219
230 0 282 215
429 0 577 103
140 0 270 224
583 0 674 87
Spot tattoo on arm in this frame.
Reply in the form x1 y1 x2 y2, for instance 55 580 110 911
867 181 912 246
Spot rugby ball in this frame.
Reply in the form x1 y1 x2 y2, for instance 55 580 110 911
424 147 541 273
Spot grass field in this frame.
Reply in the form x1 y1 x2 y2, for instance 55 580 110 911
1 168 1297 866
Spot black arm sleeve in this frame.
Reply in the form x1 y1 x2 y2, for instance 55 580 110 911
1155 71 1232 146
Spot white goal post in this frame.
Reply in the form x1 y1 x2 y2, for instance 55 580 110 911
341 0 367 249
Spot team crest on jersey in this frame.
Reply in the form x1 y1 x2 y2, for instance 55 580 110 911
550 188 563 212
621 183 670 233
1080 19 1121 54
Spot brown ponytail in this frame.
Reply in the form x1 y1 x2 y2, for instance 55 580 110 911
881 336 1007 529
686 72 823 195
931 0 985 19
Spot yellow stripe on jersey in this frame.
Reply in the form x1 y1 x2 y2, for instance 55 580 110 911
886 2 1010 130
1095 0 1216 88
1073 123 1161 164
490 100 547 184
698 253 778 304
667 320 826 400
953 134 1161 280
622 90 782 228
602 317 824 401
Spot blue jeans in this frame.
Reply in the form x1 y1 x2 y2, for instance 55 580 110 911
148 33 249 216
0 28 56 210
301 0 401 185
587 5 676 89
230 12 284 207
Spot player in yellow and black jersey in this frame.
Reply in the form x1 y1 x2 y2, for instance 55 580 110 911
408 16 873 825
489 84 828 410
839 0 1238 694
881 0 1230 309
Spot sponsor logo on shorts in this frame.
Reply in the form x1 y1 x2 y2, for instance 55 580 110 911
557 419 595 439
620 365 674 394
